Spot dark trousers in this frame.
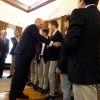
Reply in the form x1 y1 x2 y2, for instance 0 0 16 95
0 57 5 77
9 54 32 98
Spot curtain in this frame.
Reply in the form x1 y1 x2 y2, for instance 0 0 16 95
8 24 16 30
44 21 49 28
16 26 23 36
61 15 68 38
0 20 8 32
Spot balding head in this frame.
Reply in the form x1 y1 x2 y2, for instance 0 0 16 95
34 18 44 30
1 30 7 38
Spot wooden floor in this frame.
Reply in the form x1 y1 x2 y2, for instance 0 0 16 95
0 70 63 100
0 87 63 100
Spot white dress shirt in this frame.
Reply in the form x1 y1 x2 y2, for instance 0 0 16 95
49 30 58 47
85 4 95 8
15 36 19 42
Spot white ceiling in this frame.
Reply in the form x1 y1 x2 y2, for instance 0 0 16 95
17 0 42 6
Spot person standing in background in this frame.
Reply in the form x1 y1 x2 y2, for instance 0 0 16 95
56 15 71 100
58 0 100 100
7 30 20 78
9 18 61 100
0 30 9 78
40 28 50 95
45 20 63 100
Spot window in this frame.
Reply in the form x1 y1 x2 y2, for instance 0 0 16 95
5 28 14 64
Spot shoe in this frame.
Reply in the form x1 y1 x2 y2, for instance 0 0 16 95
71 96 74 100
26 82 34 86
40 89 47 95
33 85 43 92
55 92 59 97
37 87 43 92
0 76 3 78
9 95 16 100
44 95 55 100
9 97 16 100
7 75 12 78
33 84 37 91
16 94 29 99
47 86 50 91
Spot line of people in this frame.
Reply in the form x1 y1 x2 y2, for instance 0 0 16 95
5 0 100 100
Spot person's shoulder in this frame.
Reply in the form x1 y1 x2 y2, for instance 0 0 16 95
72 8 86 15
56 30 61 34
11 37 15 39
73 8 86 12
28 24 38 30
6 38 9 41
57 30 63 36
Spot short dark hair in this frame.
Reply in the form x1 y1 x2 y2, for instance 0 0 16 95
50 20 58 28
84 0 99 5
64 15 71 23
41 28 49 35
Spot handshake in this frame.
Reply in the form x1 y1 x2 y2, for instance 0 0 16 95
52 42 61 47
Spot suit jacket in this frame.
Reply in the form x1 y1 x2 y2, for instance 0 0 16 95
10 37 18 55
49 30 63 61
43 36 50 64
0 37 9 58
14 24 50 60
58 45 68 74
35 42 42 64
59 5 100 85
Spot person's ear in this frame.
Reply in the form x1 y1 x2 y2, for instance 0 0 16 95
81 0 85 6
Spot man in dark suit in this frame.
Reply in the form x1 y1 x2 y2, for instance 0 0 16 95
40 28 50 94
7 30 20 78
56 15 71 100
57 0 100 100
0 30 9 78
9 18 61 100
45 20 63 100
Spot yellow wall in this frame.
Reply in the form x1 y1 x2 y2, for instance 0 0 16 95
0 0 100 29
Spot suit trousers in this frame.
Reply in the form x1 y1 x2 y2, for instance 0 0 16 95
73 84 97 100
43 63 49 90
0 56 5 77
60 74 71 100
10 55 15 75
30 60 38 84
9 54 32 98
37 58 43 88
49 61 58 96
96 84 100 100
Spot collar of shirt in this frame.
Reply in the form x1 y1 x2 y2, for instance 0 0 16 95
65 31 67 35
40 43 45 55
85 4 96 8
52 30 58 36
15 36 19 42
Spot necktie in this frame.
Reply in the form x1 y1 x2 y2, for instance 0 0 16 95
2 38 6 44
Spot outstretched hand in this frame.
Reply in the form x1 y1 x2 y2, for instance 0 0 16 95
53 42 61 47
56 68 61 74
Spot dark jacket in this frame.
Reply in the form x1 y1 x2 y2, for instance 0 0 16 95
35 42 42 64
14 24 50 60
49 30 63 61
58 45 68 74
43 36 50 64
10 37 18 55
0 37 9 57
59 5 100 85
